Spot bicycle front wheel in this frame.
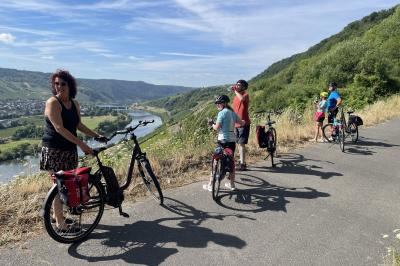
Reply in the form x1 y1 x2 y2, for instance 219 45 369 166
349 123 359 142
42 178 105 244
211 158 222 201
138 158 164 205
322 123 334 142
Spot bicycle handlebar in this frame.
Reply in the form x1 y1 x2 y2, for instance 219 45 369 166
254 110 282 115
94 119 155 144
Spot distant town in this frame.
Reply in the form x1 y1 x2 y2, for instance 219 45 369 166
0 99 129 129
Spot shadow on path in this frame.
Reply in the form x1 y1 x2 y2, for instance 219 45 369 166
345 137 400 155
216 174 330 213
68 197 249 265
250 153 343 180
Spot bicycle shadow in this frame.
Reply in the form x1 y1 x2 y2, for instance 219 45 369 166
250 153 342 180
67 197 249 265
215 174 330 213
343 136 399 155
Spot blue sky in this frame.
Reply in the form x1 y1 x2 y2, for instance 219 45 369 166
0 0 398 87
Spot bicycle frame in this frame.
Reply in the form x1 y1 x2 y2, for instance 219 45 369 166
40 120 163 244
94 130 144 191
262 111 277 166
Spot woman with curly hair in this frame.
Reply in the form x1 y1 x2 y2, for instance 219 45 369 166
40 69 104 231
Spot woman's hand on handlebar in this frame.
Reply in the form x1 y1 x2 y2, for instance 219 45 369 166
79 141 94 155
94 135 109 143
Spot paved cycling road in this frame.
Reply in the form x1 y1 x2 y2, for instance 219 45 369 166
1 118 400 266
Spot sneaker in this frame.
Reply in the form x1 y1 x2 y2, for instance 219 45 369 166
224 182 237 191
317 138 326 143
328 137 334 141
202 183 212 192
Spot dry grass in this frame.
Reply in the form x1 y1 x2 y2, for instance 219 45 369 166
1 94 399 247
358 94 400 126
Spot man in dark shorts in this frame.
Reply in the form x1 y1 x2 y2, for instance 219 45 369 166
232 79 250 171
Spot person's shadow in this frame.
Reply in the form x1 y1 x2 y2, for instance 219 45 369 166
345 136 399 155
215 174 330 213
251 153 343 180
68 197 250 265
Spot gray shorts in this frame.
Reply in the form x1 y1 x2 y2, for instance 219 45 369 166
235 125 250 144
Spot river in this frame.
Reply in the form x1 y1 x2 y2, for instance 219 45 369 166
0 110 162 184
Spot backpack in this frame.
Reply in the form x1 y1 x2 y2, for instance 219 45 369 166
349 115 363 126
256 125 268 148
53 167 91 208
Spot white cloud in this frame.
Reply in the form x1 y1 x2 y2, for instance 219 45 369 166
0 33 15 44
0 26 59 36
160 52 216 58
41 55 54 60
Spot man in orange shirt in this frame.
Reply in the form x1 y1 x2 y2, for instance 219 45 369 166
232 79 250 171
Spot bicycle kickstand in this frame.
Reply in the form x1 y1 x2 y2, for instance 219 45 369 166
119 205 130 218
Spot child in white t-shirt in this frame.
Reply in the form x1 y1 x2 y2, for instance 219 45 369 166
311 92 328 142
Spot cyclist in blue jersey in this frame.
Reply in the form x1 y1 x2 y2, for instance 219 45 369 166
326 82 342 123
203 95 245 191
326 82 342 140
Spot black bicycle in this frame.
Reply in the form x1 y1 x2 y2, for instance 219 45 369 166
256 111 278 167
40 120 163 243
211 142 234 201
322 108 359 152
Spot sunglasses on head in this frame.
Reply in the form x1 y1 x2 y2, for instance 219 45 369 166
54 81 67 87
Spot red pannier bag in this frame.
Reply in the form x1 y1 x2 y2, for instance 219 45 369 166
52 167 91 207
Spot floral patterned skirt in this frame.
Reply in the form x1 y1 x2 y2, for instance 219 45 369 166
40 146 78 172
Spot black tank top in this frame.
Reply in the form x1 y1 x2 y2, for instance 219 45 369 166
42 97 79 151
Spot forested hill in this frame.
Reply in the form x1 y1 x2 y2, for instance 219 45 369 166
250 5 400 111
149 4 400 118
0 67 194 104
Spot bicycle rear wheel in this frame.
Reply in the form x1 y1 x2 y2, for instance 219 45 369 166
138 158 164 205
211 158 223 201
339 125 345 152
42 178 105 244
268 128 277 167
322 123 334 142
349 123 359 142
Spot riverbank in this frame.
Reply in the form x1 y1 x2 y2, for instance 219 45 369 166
1 94 399 247
0 111 161 184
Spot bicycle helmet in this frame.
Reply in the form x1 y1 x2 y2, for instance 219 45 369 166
215 94 230 104
320 92 328 98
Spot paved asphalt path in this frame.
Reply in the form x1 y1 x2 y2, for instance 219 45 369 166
1 118 400 266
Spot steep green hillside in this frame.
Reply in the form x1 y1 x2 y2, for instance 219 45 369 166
251 5 400 111
0 68 194 104
148 5 399 118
